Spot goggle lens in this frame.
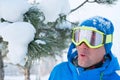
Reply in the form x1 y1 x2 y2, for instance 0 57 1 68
72 27 112 48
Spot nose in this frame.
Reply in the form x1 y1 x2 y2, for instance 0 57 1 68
77 42 89 49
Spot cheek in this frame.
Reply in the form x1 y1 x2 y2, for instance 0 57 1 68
89 49 105 62
76 47 79 51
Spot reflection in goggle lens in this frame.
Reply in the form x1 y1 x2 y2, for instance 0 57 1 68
72 27 107 48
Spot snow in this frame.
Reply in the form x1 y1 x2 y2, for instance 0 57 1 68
37 0 70 23
5 75 36 80
55 21 72 29
5 75 49 80
0 0 30 22
0 22 36 66
0 0 36 66
35 39 46 45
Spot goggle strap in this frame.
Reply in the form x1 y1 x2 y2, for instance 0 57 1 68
105 34 112 43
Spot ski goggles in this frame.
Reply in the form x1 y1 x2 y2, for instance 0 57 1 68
72 27 112 48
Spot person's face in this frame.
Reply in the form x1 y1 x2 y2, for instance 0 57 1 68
76 42 105 68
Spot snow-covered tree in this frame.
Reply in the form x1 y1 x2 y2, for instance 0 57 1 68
0 0 118 80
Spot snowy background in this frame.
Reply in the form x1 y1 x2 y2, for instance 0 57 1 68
0 0 120 80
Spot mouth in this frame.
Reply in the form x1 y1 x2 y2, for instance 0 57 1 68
77 49 88 57
80 54 86 57
78 51 87 57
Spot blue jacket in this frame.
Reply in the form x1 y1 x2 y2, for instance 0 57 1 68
49 43 120 80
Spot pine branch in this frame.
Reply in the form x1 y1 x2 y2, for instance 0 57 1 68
95 0 117 4
70 0 88 14
69 0 117 14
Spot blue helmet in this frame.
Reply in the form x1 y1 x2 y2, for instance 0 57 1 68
79 16 114 54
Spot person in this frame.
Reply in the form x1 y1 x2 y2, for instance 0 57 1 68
49 16 120 80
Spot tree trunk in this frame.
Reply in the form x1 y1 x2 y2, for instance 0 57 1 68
24 57 32 80
0 51 4 80
0 37 4 80
24 67 30 80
